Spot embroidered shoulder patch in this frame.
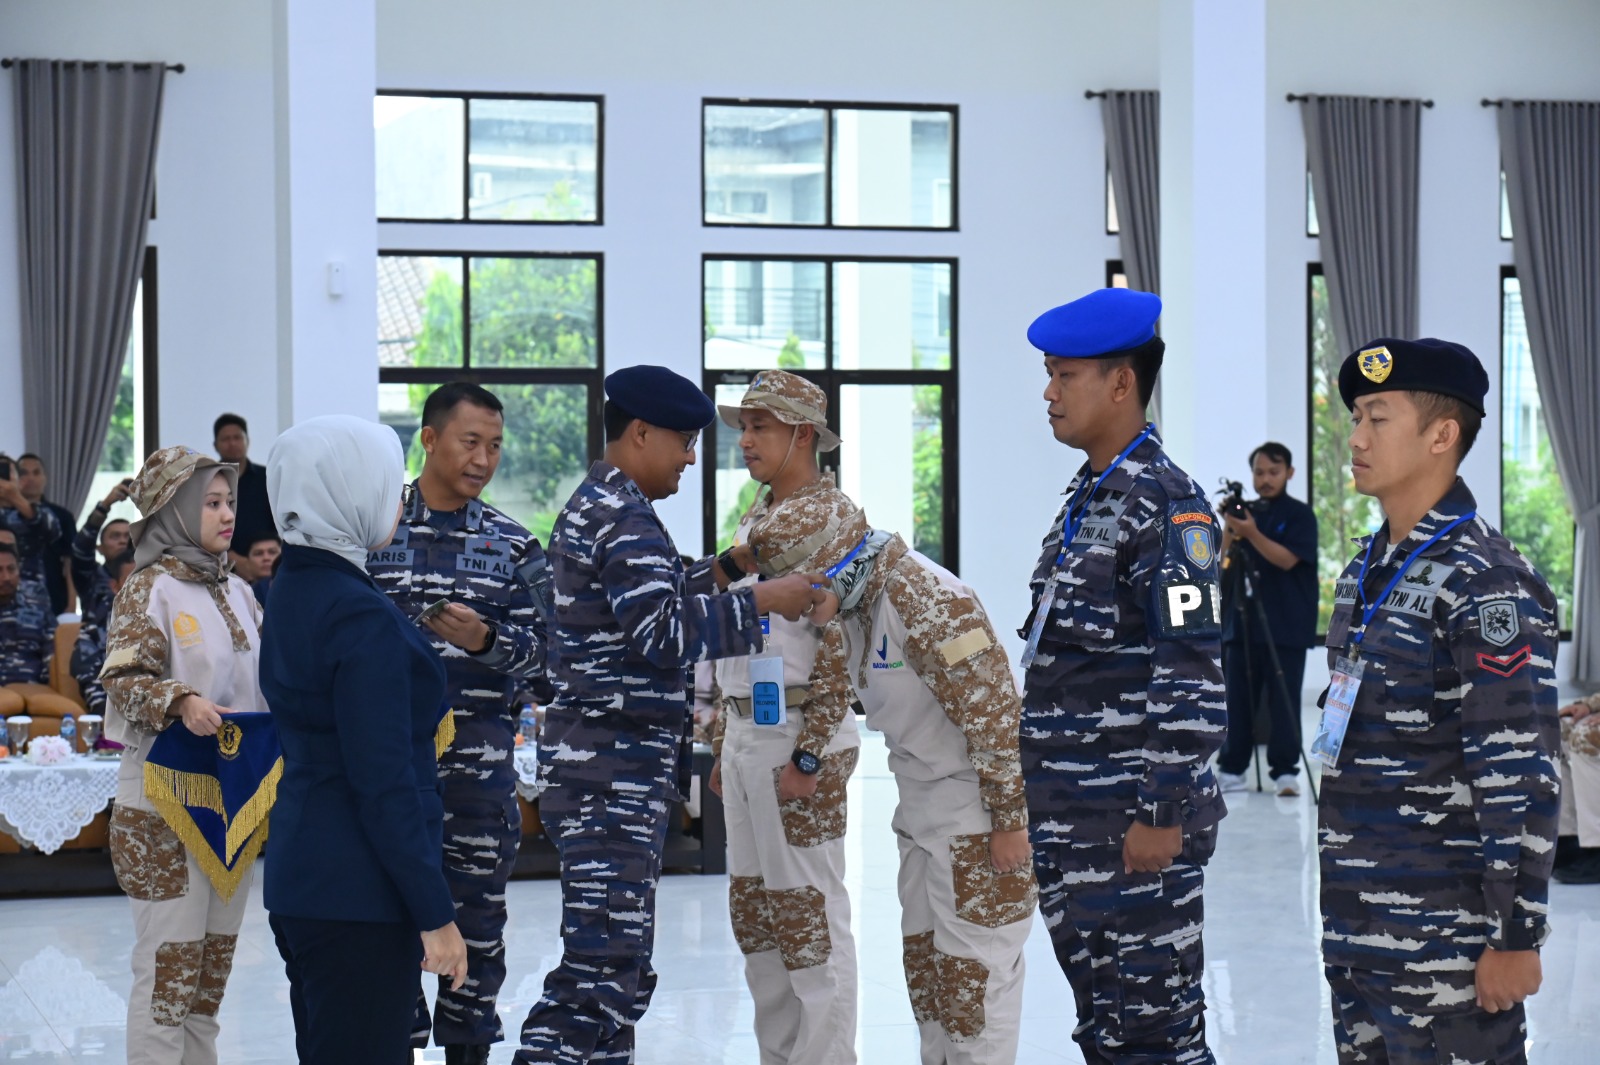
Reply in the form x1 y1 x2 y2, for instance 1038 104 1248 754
1477 645 1531 677
1477 601 1518 648
939 628 993 667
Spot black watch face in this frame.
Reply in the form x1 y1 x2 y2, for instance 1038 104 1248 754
795 752 819 774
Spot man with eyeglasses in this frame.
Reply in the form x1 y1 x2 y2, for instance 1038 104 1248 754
515 365 824 1065
367 381 554 1065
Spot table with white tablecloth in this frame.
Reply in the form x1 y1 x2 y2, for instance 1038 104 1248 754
0 756 120 854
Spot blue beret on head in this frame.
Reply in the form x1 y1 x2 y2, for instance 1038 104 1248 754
605 365 716 431
1338 337 1489 416
1028 288 1162 358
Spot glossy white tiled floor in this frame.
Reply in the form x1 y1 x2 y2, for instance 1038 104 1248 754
4 727 1599 1064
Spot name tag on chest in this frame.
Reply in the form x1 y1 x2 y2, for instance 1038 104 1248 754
457 537 514 579
1379 559 1449 619
369 548 415 568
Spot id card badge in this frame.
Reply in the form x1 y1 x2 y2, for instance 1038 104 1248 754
1312 654 1365 768
1019 576 1059 671
749 656 786 726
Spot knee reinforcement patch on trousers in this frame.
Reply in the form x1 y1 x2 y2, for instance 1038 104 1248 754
729 875 778 955
151 939 203 1027
774 747 858 848
950 833 1038 929
110 807 188 902
935 949 991 1042
190 933 237 1017
903 931 939 1025
768 885 831 970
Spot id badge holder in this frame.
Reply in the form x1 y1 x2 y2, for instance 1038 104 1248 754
1312 652 1365 768
749 656 786 726
1019 575 1059 671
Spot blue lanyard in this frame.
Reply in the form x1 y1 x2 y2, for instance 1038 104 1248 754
1053 423 1155 567
824 533 869 578
1351 511 1475 646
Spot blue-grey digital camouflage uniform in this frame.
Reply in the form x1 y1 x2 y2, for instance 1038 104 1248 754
1318 478 1559 1065
69 519 117 714
1018 426 1228 1065
1 584 56 686
367 483 552 1049
2 502 62 592
516 460 762 1065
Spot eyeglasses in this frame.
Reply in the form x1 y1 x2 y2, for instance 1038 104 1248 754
674 430 700 453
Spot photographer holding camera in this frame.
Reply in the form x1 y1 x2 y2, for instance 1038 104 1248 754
1216 442 1319 796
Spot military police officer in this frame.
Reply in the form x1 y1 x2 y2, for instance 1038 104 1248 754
1316 338 1559 1064
1018 288 1228 1064
367 382 553 1065
515 365 821 1065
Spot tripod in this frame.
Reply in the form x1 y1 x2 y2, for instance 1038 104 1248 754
1221 540 1319 803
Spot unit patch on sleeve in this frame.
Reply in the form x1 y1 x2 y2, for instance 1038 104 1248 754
1154 580 1222 639
1476 600 1519 648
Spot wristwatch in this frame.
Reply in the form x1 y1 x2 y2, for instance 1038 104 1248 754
718 550 744 583
790 749 820 775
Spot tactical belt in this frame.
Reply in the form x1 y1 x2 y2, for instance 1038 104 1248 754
725 687 811 719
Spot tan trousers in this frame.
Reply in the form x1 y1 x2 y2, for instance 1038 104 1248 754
723 710 860 1065
892 778 1035 1065
1559 715 1600 847
110 753 250 1064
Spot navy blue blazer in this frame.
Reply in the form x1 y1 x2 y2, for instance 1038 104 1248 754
259 545 456 931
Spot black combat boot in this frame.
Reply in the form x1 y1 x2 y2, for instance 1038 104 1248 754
1553 834 1581 872
443 1046 492 1065
1553 847 1600 885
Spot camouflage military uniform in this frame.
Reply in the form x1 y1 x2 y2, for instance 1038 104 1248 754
1018 427 1227 1065
70 520 118 714
805 530 1034 1065
714 478 861 1065
367 483 551 1049
516 461 762 1065
0 585 55 686
2 500 62 590
1318 478 1559 1064
1559 693 1600 848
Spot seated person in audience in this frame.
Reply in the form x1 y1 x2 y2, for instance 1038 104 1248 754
72 550 137 715
0 529 51 613
15 453 77 615
245 532 282 606
1556 693 1600 885
100 517 133 564
0 542 58 716
74 481 135 632
0 454 62 596
215 413 276 577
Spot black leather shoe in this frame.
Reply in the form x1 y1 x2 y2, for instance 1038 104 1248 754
443 1046 492 1065
1554 834 1581 871
1553 849 1600 885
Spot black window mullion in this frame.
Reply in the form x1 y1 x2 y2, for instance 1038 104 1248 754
823 105 834 227
461 255 473 368
942 377 960 575
461 97 472 221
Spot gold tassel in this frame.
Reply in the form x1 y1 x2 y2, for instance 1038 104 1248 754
147 798 270 903
146 757 283 866
223 757 282 863
143 763 225 818
435 709 455 758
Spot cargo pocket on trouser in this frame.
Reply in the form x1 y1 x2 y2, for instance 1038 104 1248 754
604 881 654 960
110 806 188 902
1108 919 1204 1044
1428 1003 1527 1065
774 747 858 847
949 833 1038 929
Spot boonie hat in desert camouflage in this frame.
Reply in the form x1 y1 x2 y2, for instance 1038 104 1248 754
717 370 841 452
128 445 237 518
748 478 868 578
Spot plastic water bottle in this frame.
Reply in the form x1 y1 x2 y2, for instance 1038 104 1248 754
60 713 76 752
518 705 538 746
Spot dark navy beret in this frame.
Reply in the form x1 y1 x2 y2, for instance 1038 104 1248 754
1338 337 1489 416
605 365 716 431
1028 288 1162 358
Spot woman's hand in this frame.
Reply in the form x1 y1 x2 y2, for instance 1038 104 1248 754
421 922 468 991
172 695 226 736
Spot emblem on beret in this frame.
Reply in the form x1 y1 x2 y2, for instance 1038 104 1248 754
217 720 243 760
1182 525 1213 568
1359 346 1393 383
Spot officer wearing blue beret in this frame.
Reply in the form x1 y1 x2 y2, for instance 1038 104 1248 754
515 366 824 1064
1318 337 1559 1064
1019 287 1228 1063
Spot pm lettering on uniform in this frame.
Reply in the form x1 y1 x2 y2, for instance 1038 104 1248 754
1156 580 1221 638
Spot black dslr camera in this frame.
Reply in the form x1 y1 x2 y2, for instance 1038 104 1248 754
1216 478 1267 521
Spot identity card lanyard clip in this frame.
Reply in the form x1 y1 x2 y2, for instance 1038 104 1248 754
1311 511 1475 768
1019 424 1155 671
756 533 870 727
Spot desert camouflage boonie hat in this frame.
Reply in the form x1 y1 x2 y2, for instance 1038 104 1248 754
717 370 841 452
748 480 868 577
128 445 235 518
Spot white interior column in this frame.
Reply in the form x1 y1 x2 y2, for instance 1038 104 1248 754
1159 0 1270 492
273 0 378 427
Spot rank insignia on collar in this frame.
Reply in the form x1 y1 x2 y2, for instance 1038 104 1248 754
1359 345 1393 383
1477 601 1518 648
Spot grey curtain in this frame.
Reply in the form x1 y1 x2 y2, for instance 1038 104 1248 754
13 60 166 513
1499 101 1600 682
1100 90 1160 295
1300 96 1421 355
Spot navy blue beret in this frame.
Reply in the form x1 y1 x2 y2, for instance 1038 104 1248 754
1338 337 1489 416
1028 288 1162 358
605 365 716 431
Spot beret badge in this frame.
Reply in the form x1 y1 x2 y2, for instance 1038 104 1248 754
1359 346 1393 384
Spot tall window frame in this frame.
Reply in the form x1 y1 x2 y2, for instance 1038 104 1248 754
701 254 960 571
375 89 605 225
87 246 159 525
701 98 959 232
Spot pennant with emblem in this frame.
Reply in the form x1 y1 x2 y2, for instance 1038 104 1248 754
143 711 282 902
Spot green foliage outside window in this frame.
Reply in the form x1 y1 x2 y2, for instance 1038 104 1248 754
1501 436 1575 628
98 347 137 473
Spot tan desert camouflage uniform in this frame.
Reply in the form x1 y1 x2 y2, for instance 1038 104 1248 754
100 446 267 1065
1559 692 1600 848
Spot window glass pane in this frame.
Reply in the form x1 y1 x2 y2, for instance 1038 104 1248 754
1500 274 1574 625
1309 270 1379 633
709 382 762 553
832 109 953 228
380 382 592 546
468 98 598 221
378 255 465 369
468 257 598 368
1106 165 1120 234
375 96 465 219
87 279 144 526
704 105 826 225
838 384 944 566
832 262 952 370
1306 170 1320 238
1499 171 1513 240
703 260 827 370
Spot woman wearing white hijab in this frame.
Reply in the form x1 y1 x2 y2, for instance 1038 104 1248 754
259 415 467 1065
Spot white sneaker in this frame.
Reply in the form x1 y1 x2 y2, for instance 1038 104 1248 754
1273 774 1300 797
1218 771 1248 794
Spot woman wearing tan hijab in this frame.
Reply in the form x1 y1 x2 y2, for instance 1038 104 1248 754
102 445 269 1065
